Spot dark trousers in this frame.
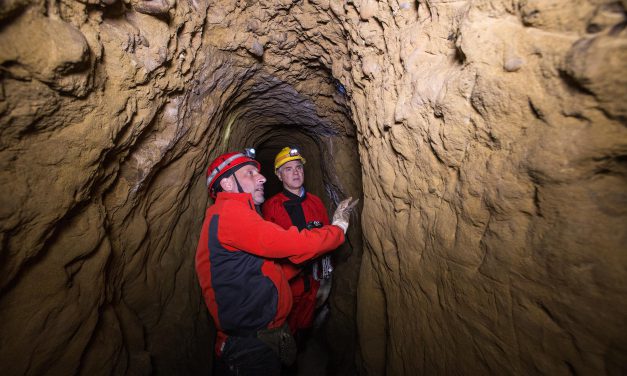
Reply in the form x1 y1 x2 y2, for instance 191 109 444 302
214 336 281 376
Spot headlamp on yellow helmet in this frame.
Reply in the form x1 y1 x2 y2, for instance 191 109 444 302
274 147 306 173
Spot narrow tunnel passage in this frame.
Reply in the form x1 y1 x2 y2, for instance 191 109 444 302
206 71 365 374
1 0 626 375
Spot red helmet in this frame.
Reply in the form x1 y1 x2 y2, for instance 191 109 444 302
206 151 260 198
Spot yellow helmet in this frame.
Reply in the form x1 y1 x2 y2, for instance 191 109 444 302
274 147 306 172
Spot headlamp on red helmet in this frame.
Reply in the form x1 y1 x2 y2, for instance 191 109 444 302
206 150 260 198
244 148 256 159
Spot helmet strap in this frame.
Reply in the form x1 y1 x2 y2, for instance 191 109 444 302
233 173 245 194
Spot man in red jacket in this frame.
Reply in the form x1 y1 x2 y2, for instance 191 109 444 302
195 149 356 376
262 147 335 346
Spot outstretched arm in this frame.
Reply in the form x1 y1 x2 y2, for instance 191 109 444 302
219 204 345 264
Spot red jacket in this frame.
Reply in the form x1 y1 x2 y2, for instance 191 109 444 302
262 190 331 332
195 192 344 354
262 190 329 230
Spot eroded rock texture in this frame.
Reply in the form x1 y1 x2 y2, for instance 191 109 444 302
348 2 627 374
0 0 625 375
0 0 360 374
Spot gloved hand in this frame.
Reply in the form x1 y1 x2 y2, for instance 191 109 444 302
332 197 359 233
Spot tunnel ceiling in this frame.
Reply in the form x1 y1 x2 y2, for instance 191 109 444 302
224 76 351 144
1 0 626 375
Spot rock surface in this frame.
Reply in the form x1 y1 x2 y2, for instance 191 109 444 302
0 0 626 375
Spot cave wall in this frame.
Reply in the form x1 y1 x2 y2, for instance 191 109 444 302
0 0 216 373
1 0 626 375
0 0 361 374
341 1 627 375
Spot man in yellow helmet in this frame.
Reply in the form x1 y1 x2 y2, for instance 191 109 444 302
262 147 336 348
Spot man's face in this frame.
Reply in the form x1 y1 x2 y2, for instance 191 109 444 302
233 164 267 205
277 160 304 192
